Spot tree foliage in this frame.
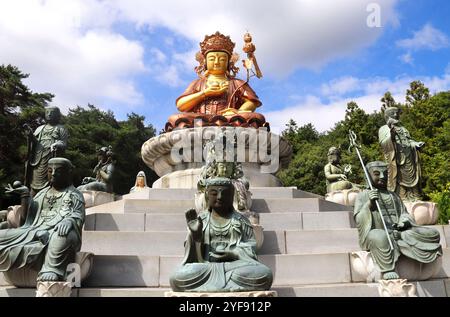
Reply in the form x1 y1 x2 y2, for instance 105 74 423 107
64 106 157 195
278 81 450 223
0 65 53 207
0 65 157 208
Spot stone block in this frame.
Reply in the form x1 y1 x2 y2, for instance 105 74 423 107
81 231 186 256
259 254 352 286
414 280 447 297
444 279 450 297
302 212 353 230
251 198 320 213
444 226 450 247
86 200 125 215
83 256 159 287
273 283 379 297
259 231 285 255
0 287 78 297
93 213 145 231
436 248 450 278
145 214 187 231
318 199 352 211
82 191 115 208
259 213 302 231
84 214 95 231
285 229 359 254
78 288 169 297
165 291 277 297
124 199 194 213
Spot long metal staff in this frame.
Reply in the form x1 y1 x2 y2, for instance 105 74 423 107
348 130 394 251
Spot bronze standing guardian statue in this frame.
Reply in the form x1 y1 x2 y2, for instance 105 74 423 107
378 107 424 201
24 106 68 196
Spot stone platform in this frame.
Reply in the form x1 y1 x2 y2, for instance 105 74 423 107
1 186 449 297
165 291 277 297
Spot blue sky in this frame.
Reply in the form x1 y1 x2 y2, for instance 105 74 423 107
1 0 449 133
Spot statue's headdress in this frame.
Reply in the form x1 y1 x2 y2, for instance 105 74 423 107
48 157 74 170
366 161 388 171
195 31 239 78
327 147 341 156
205 177 233 188
200 31 235 56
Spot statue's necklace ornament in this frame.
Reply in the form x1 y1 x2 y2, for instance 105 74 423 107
45 194 59 211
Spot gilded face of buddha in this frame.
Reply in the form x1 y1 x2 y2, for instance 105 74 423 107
206 51 229 75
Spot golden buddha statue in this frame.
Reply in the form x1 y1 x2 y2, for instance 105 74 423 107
165 32 268 131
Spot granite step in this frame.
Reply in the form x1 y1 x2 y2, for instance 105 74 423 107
84 211 356 232
81 226 448 257
86 198 351 215
2 280 448 297
82 248 450 288
122 187 323 200
80 229 366 256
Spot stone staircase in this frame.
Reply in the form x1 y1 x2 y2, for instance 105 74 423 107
1 187 449 297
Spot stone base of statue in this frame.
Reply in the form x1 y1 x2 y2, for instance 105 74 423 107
165 291 277 297
3 252 94 288
378 279 417 297
403 201 439 225
153 166 282 188
81 190 116 208
164 112 270 132
325 188 362 206
36 281 72 297
350 251 442 282
0 205 22 228
141 127 292 189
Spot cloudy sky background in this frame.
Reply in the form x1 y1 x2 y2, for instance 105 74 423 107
1 0 449 133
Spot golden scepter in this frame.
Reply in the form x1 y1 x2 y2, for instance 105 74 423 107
243 32 263 80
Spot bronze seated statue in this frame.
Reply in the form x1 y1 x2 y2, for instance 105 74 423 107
170 177 273 292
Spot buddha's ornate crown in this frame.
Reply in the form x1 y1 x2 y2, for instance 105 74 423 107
200 31 235 56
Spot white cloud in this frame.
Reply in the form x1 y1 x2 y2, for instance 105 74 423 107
0 0 400 112
399 52 414 65
0 0 146 111
397 24 450 51
150 48 167 63
321 76 361 97
266 72 450 133
112 0 399 77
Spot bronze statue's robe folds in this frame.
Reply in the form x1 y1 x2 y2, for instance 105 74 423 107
0 186 84 279
170 210 272 292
